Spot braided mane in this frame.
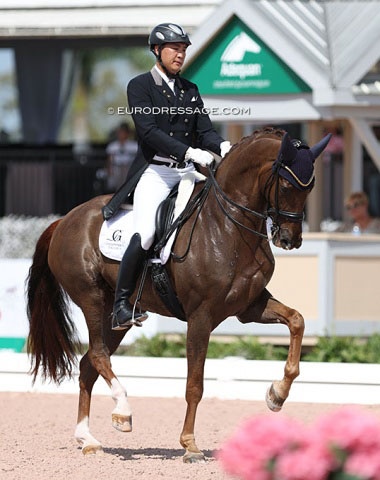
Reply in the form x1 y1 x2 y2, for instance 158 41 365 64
251 126 285 140
227 127 285 156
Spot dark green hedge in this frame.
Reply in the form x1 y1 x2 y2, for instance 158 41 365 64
115 334 380 363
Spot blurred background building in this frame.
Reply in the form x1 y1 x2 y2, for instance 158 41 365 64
0 0 379 229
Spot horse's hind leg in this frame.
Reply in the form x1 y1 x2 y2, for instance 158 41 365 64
238 290 304 411
74 296 134 454
75 352 103 454
105 330 135 433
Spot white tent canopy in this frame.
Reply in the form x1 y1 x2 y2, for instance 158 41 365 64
0 0 219 37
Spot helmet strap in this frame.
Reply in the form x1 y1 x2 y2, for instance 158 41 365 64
154 45 179 79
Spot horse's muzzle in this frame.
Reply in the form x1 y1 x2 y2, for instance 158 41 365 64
273 228 302 250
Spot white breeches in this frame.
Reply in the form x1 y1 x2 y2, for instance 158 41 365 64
133 162 196 250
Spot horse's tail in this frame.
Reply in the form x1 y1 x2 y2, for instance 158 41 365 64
26 219 79 384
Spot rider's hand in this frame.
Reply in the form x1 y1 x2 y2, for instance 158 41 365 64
185 147 214 167
220 140 232 158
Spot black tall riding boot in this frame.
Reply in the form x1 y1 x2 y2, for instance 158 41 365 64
112 233 148 331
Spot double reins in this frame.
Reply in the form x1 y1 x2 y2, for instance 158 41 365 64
207 164 268 240
208 161 306 241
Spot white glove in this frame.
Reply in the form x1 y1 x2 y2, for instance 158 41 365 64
220 140 232 158
185 147 214 167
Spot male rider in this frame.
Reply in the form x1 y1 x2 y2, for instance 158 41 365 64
109 23 231 330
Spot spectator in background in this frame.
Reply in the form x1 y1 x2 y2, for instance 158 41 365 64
335 191 380 234
105 122 137 192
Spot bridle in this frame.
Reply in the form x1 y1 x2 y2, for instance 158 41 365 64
207 161 307 241
265 160 306 238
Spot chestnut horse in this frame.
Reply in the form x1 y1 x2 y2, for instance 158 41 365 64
26 128 330 462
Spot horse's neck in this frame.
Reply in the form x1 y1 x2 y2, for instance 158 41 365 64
215 153 267 212
201 156 269 243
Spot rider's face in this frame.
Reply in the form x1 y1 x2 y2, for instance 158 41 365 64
156 42 188 75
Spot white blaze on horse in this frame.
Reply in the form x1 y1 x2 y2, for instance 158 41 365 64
26 127 331 462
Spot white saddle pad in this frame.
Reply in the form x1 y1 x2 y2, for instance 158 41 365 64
99 171 206 264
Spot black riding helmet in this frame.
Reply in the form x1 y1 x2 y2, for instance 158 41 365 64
148 23 191 53
149 23 191 78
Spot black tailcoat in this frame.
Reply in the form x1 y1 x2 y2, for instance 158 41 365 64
102 67 224 219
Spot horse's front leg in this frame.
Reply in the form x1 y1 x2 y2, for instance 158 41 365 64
238 290 304 411
180 315 211 463
264 298 304 412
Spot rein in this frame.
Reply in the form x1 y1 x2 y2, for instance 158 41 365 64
207 165 269 240
208 161 306 240
154 157 307 260
153 176 212 257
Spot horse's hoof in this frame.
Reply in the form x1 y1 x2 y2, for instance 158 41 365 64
112 413 133 432
265 384 285 412
183 452 206 464
82 444 103 455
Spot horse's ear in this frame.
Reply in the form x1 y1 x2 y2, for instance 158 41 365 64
310 133 332 162
279 132 298 166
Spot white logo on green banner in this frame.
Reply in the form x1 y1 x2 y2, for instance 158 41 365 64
220 32 262 82
184 16 311 95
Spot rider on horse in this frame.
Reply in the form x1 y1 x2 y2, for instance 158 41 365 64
107 23 232 330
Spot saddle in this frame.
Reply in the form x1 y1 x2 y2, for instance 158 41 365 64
150 184 186 321
155 184 179 243
143 174 211 322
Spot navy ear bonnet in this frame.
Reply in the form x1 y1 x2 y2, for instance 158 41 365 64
273 133 332 190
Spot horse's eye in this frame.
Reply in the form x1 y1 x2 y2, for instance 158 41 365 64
279 181 292 194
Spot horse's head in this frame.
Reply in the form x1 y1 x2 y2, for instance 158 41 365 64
212 128 331 250
266 132 331 250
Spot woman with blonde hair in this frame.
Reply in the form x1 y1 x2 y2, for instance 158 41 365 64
336 191 380 233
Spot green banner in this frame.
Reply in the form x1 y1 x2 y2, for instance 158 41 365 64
0 337 25 352
184 16 311 95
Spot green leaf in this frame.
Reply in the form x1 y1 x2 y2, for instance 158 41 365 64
330 473 364 480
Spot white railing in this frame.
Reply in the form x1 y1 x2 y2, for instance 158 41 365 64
2 233 380 350
1 351 380 405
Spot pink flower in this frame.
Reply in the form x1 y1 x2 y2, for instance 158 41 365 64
218 415 305 480
345 449 380 480
275 442 337 480
218 406 380 480
313 406 380 453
